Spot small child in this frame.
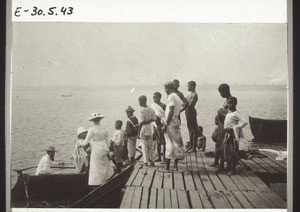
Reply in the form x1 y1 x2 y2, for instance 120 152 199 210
110 120 125 173
216 97 247 176
197 126 206 152
73 127 90 173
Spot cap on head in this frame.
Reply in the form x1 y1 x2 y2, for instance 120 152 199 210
164 81 175 89
46 146 57 152
125 106 135 112
77 127 87 137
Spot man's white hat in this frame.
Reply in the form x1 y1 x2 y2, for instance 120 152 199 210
77 127 87 137
45 146 57 152
88 112 105 121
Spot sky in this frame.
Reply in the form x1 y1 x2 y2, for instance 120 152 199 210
11 23 287 87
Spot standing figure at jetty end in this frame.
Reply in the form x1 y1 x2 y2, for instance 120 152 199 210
125 106 139 164
73 127 90 173
162 81 185 172
36 146 64 175
138 95 157 167
173 79 189 124
110 120 126 173
217 97 247 175
151 92 166 163
211 83 232 168
78 113 114 189
185 81 199 153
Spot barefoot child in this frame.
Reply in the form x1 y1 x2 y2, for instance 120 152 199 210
197 126 206 152
110 120 125 173
216 97 247 175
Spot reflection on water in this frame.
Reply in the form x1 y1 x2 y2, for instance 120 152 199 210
10 87 287 191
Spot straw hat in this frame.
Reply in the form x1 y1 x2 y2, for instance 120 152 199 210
77 127 87 137
45 146 57 152
163 81 175 87
88 112 105 121
125 106 135 112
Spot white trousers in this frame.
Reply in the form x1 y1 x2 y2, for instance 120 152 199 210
127 136 137 158
141 135 156 163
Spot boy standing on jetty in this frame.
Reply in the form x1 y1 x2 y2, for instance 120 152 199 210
216 97 247 175
125 106 139 164
138 95 157 167
111 120 125 173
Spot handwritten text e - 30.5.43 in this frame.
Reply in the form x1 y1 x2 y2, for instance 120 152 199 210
14 6 74 17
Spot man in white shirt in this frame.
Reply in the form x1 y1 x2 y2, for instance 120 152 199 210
36 146 64 175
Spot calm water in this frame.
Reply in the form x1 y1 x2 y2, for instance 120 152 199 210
10 86 287 187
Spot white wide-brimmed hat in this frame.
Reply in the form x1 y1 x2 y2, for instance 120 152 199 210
88 112 105 121
77 127 87 137
45 146 57 152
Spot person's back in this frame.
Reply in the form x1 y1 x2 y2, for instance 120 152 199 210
140 106 156 136
126 115 139 137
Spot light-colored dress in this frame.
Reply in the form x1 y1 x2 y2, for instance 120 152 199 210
73 139 88 173
81 125 114 186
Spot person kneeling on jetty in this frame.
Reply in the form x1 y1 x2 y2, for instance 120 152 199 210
110 120 126 173
36 146 64 175
73 127 90 173
162 81 185 172
215 97 247 176
78 113 114 189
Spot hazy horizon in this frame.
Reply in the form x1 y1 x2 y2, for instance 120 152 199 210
12 23 287 87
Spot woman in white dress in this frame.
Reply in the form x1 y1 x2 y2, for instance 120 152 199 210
78 113 114 188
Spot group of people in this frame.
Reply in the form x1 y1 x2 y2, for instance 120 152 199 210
35 80 247 190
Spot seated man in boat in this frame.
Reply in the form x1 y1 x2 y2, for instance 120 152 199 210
36 146 64 175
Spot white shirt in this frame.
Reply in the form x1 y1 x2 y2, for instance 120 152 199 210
36 154 59 175
112 129 125 146
165 93 183 123
224 110 248 141
140 107 156 136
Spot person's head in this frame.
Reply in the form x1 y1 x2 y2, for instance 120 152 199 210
198 126 203 135
89 113 105 124
164 81 175 95
77 127 88 139
227 96 237 111
46 146 57 161
188 81 196 91
153 92 162 103
115 120 123 130
125 106 135 117
138 95 147 107
218 83 231 98
173 79 180 91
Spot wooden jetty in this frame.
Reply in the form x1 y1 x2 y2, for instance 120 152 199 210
120 151 286 209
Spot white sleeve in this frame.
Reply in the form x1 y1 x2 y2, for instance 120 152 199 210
236 112 248 129
168 95 176 107
80 128 93 147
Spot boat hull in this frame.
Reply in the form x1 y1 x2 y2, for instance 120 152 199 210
249 116 287 143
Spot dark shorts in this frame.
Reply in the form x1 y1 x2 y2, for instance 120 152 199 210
185 108 198 131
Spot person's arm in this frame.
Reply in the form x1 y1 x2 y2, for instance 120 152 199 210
78 128 93 148
236 112 248 129
179 92 189 113
166 106 175 125
114 131 121 145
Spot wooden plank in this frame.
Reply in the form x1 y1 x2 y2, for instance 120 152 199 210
195 152 206 172
163 172 173 189
142 167 156 187
157 188 164 208
183 172 196 190
177 159 187 172
170 189 179 208
243 170 271 191
229 175 247 190
164 189 171 208
173 171 185 190
120 187 129 208
261 190 287 208
189 190 203 208
241 190 269 208
240 159 261 172
199 193 213 208
131 187 142 208
192 171 206 193
207 173 225 190
152 170 163 188
208 190 230 208
221 190 243 208
235 166 262 191
131 167 146 187
140 186 150 208
189 153 198 171
199 172 215 191
261 151 287 166
255 191 280 208
177 190 190 208
126 166 141 186
252 158 279 174
231 190 254 208
148 187 157 208
185 153 192 171
123 187 135 208
261 157 286 173
217 173 239 190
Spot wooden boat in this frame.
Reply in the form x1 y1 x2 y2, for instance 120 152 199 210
11 166 90 201
249 116 287 143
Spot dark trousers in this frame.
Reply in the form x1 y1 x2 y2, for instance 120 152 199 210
185 108 198 149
